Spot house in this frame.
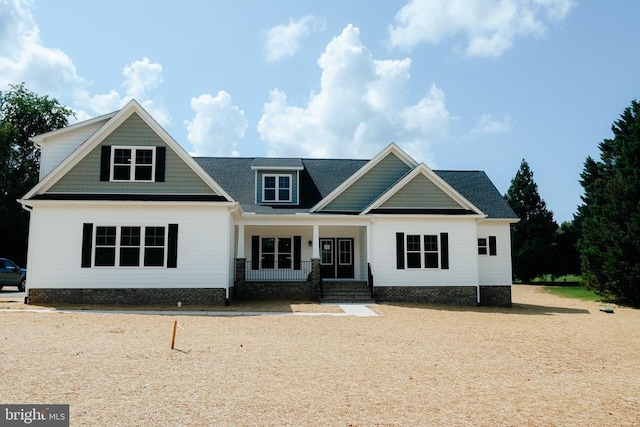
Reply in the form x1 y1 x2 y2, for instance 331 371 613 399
19 99 518 307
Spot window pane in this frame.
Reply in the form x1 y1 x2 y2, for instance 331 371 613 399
321 241 333 264
95 248 115 266
264 176 276 189
262 238 275 253
114 149 131 164
135 165 153 181
96 227 116 246
144 248 164 266
424 235 438 252
279 176 289 188
264 189 276 201
113 165 131 180
407 252 421 268
120 248 140 266
407 235 421 251
278 238 291 253
278 254 292 269
145 227 165 246
136 149 153 165
120 227 140 246
279 188 290 201
339 240 351 265
262 253 275 269
425 252 439 268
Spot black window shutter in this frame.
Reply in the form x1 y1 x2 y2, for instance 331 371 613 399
251 236 259 270
100 146 111 181
489 236 497 256
294 236 301 270
396 232 405 269
155 146 166 182
167 224 179 268
440 232 449 269
81 223 93 268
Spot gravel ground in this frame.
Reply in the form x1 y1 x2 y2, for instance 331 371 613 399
0 285 638 426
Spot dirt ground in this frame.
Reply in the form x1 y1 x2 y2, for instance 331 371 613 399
1 285 638 426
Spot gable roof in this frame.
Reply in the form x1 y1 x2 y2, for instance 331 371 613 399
194 157 517 219
362 163 483 216
22 99 233 202
309 143 418 213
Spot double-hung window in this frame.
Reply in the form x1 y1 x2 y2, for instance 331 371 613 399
263 174 291 202
111 147 155 182
260 237 292 269
404 234 440 269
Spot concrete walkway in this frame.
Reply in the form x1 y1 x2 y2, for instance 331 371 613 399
4 304 378 317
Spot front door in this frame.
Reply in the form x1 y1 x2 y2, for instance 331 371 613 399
319 238 354 279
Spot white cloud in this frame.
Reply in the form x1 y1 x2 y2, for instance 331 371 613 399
0 1 170 126
185 91 248 157
74 57 170 126
388 0 575 58
264 15 326 63
258 24 450 165
0 0 83 95
472 113 513 135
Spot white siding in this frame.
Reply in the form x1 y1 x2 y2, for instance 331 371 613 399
477 221 513 286
26 203 230 289
39 122 107 180
369 217 479 286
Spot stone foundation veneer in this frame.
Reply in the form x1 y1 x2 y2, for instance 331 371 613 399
28 288 227 306
478 285 512 307
374 286 478 306
233 281 316 301
373 285 512 307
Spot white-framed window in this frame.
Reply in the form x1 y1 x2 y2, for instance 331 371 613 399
260 237 292 269
478 236 497 256
263 174 291 202
94 226 166 267
406 234 439 269
478 238 488 255
111 146 156 182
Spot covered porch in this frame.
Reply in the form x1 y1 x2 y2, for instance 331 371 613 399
232 218 372 301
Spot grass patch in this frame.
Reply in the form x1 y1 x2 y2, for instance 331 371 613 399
544 285 604 302
531 274 582 283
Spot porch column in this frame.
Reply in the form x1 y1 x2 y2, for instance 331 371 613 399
237 224 245 258
312 224 320 259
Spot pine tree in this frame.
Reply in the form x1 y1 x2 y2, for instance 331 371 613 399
579 100 640 306
505 159 558 283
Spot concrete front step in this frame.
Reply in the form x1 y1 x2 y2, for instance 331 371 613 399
320 281 374 303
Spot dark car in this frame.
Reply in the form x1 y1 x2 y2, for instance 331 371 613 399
0 258 26 292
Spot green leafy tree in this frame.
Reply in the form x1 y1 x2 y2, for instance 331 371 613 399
505 159 558 283
578 100 640 306
552 220 581 279
0 83 73 265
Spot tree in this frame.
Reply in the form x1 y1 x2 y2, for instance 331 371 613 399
505 159 558 283
578 100 640 306
0 83 74 265
552 220 581 279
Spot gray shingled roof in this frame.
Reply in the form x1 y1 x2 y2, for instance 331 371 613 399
193 157 517 219
250 158 304 169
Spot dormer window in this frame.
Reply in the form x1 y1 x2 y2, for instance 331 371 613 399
112 146 155 182
263 174 291 202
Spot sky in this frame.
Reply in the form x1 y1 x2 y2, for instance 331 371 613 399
1 0 639 223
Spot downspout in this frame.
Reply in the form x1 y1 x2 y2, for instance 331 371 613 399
18 202 33 304
226 203 240 306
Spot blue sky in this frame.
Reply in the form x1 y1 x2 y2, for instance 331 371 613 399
1 0 638 223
